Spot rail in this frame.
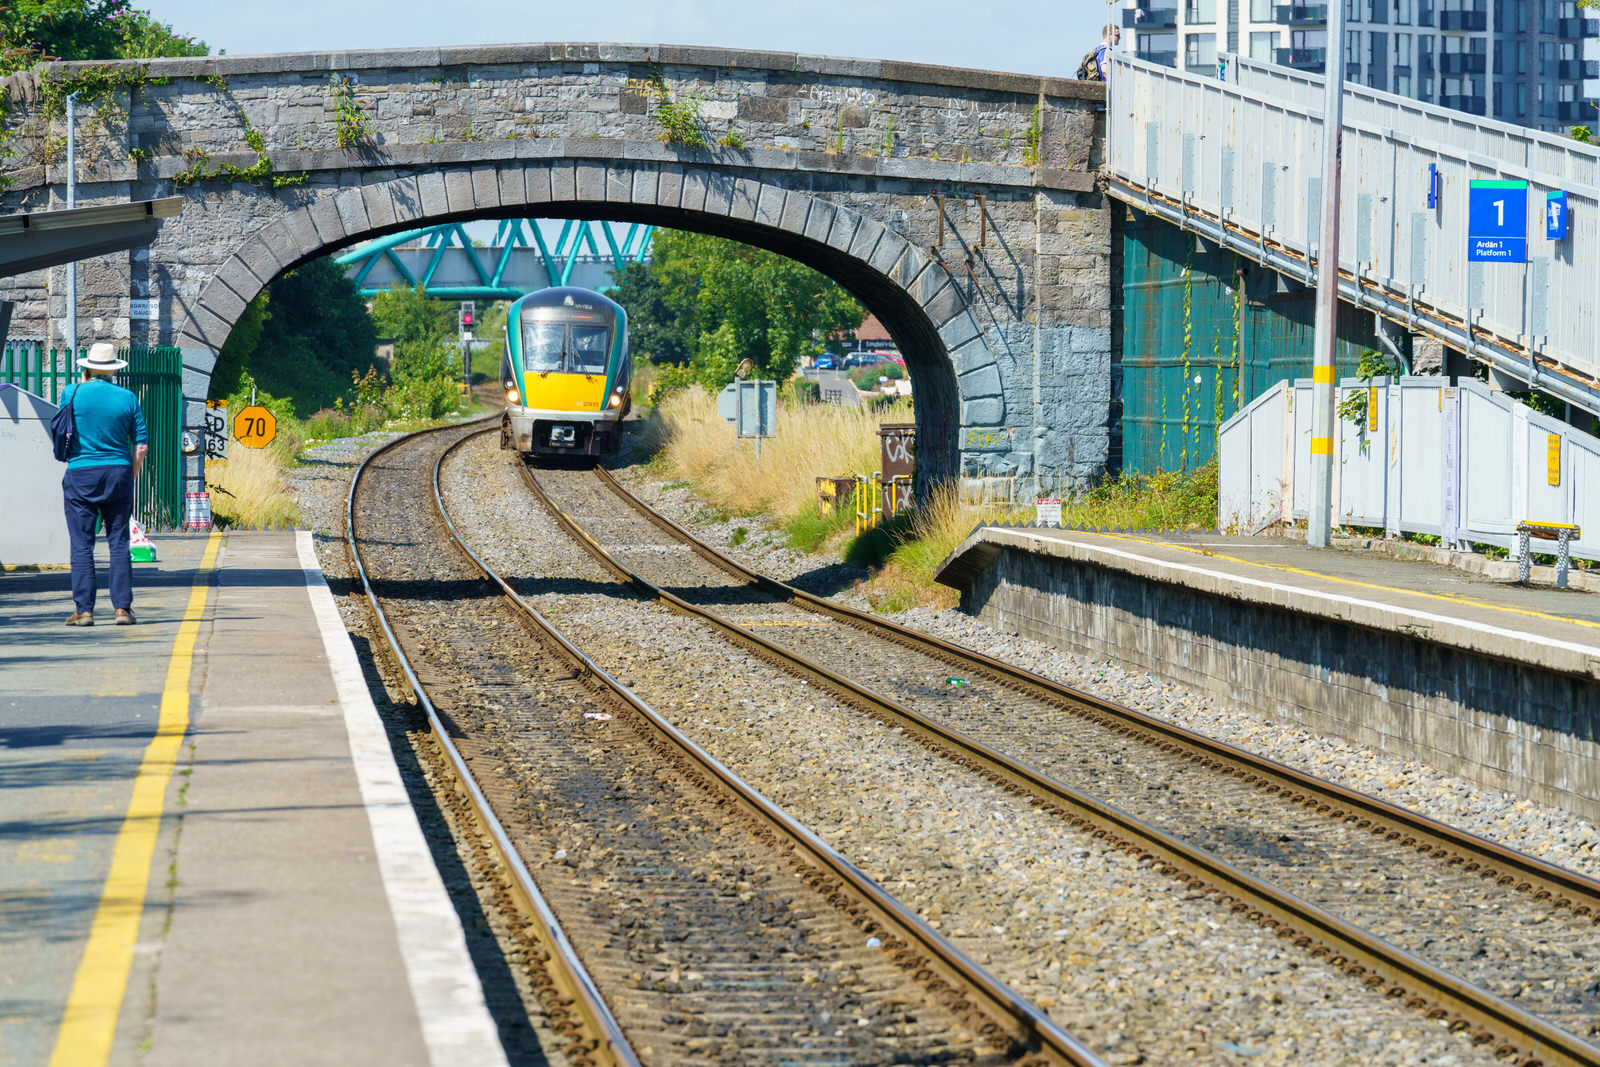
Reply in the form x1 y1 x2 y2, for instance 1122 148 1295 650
347 422 641 1067
516 456 1107 1067
570 462 1600 1067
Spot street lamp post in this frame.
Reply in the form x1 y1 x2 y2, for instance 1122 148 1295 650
1308 3 1347 547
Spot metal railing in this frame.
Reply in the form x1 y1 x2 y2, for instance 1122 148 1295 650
1 341 184 527
1106 52 1600 416
853 472 912 536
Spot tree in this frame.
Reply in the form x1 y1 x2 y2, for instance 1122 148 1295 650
631 230 864 387
1 1 208 60
207 257 379 415
368 284 458 349
609 260 692 366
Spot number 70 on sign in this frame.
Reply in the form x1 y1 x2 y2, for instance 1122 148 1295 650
233 404 277 448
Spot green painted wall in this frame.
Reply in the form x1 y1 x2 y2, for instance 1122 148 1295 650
1121 209 1403 474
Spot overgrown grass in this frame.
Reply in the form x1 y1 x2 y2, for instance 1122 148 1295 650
207 445 301 528
637 383 1221 614
859 462 1219 612
639 385 911 534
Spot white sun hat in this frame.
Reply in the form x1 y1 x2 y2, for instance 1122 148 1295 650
78 342 129 373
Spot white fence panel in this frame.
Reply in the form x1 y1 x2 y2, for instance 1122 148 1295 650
1335 382 1388 527
1220 376 1600 561
1218 381 1291 531
1570 437 1600 561
1459 387 1517 546
1396 381 1445 534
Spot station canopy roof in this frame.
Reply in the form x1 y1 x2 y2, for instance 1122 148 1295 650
0 197 183 278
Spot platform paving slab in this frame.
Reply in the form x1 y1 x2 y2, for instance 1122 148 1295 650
0 533 211 1067
2 529 508 1066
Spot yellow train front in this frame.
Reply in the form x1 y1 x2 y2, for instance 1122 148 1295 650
500 286 631 457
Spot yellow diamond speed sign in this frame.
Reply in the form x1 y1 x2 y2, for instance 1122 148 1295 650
233 405 277 448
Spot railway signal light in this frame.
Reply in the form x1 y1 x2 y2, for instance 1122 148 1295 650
459 301 474 329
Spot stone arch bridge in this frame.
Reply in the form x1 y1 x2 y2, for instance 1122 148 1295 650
1 43 1110 495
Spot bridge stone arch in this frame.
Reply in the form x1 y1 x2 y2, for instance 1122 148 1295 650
184 160 990 489
0 44 1111 497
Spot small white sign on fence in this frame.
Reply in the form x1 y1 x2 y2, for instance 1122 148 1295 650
1035 498 1062 527
129 298 158 320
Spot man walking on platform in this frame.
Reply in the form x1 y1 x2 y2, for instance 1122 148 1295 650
61 343 147 627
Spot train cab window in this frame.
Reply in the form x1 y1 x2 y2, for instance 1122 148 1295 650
523 321 565 372
570 325 611 374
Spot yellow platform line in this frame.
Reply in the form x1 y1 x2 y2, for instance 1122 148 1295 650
1082 529 1600 633
48 531 222 1067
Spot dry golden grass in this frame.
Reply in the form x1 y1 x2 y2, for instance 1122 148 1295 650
857 483 1032 611
207 444 301 528
647 386 912 522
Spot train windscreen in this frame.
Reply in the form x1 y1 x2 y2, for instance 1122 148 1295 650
521 310 612 374
523 320 565 372
570 325 610 374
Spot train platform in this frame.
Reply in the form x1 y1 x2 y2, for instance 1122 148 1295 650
936 525 1600 821
0 529 507 1067
936 526 1600 671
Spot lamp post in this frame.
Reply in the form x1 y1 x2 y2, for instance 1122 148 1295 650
65 92 78 360
1307 3 1346 547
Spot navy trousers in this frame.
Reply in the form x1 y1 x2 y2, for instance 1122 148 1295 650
62 465 134 614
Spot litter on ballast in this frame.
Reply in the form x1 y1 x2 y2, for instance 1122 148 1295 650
584 712 612 721
865 936 882 948
945 677 967 687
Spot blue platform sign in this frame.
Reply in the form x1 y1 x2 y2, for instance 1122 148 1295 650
1468 179 1528 262
1547 191 1569 241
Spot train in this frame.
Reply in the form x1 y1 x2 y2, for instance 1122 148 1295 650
500 286 631 457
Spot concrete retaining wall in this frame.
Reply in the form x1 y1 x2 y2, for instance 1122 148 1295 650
960 540 1600 823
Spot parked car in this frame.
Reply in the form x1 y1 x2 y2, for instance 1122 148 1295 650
815 355 837 370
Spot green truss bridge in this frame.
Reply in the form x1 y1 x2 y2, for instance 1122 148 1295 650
335 219 654 300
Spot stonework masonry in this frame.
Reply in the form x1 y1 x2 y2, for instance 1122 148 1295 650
959 542 1600 824
0 43 1112 495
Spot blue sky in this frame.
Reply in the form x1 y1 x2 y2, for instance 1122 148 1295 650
152 0 1115 79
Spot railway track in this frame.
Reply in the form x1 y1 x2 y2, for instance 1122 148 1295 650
517 456 1600 1067
347 423 1104 1067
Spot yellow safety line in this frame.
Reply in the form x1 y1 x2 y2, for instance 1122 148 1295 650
48 531 222 1067
1067 529 1600 634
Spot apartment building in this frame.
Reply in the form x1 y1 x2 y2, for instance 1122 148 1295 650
1122 0 1599 130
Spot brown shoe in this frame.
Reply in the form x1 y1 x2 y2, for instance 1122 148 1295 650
115 609 137 626
65 611 94 627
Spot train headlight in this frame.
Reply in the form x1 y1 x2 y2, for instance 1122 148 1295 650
608 392 623 408
506 387 520 404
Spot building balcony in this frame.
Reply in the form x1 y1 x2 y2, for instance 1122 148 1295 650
1137 49 1179 66
1123 5 1179 28
1553 59 1600 79
1438 10 1487 31
1436 52 1486 74
1440 94 1487 114
1277 46 1327 67
1550 100 1595 121
1548 16 1600 37
1273 3 1328 23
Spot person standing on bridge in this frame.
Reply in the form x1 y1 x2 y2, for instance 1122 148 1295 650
1096 25 1120 80
60 342 147 627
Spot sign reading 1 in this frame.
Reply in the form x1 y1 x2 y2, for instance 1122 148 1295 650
1467 179 1528 262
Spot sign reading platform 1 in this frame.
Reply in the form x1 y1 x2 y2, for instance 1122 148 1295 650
1467 180 1528 262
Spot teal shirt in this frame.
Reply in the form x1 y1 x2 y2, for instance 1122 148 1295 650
64 379 147 469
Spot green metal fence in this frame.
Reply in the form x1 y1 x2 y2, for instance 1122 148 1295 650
1121 210 1406 475
1 342 185 528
